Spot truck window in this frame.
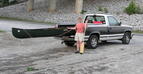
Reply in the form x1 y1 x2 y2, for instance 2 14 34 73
108 16 119 26
85 16 106 24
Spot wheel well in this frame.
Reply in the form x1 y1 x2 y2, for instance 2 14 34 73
125 31 131 38
90 33 100 39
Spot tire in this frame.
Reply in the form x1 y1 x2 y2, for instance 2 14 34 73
64 41 75 47
122 32 131 44
87 35 99 49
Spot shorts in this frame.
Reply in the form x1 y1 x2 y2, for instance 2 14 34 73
74 33 84 41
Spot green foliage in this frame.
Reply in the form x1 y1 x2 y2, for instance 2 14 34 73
0 30 4 32
80 10 87 14
98 6 103 11
0 0 18 7
27 67 39 71
104 8 108 13
133 30 143 33
124 0 143 15
3 0 9 6
98 6 108 13
9 0 17 5
0 0 9 7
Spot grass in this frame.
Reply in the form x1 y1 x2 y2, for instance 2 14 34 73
0 30 4 32
133 30 143 34
0 16 55 25
27 67 39 72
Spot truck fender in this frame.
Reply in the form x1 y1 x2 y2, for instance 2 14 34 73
89 31 100 39
123 30 132 39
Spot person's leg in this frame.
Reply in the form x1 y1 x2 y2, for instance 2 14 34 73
79 41 81 50
79 41 84 54
75 40 80 53
79 33 85 54
77 41 80 51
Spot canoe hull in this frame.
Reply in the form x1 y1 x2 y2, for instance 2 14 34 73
12 28 75 39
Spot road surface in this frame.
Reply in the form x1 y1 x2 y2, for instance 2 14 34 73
0 19 53 31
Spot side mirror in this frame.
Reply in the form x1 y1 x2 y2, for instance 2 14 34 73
118 22 122 26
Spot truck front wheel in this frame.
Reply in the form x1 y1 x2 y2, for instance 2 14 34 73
122 32 131 44
64 41 75 47
87 35 99 49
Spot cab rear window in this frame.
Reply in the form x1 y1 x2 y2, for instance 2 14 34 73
85 15 106 24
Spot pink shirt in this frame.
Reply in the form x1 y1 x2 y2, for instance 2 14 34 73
75 23 86 33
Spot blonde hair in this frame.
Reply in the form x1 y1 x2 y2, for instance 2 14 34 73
77 17 83 23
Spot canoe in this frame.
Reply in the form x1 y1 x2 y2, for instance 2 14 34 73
12 28 75 39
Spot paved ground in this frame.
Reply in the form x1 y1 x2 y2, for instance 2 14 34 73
0 19 53 31
0 32 143 74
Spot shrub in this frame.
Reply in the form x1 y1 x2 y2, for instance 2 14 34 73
3 0 9 6
27 67 38 71
0 0 18 7
0 30 4 32
9 0 18 5
80 10 87 14
124 0 142 15
98 6 103 11
98 6 108 13
104 8 108 13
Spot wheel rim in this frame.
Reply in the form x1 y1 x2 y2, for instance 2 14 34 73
126 35 130 43
91 37 97 47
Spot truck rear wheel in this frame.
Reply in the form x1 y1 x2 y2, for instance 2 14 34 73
87 35 99 49
122 32 131 44
64 41 75 47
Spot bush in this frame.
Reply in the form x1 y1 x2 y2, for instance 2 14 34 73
104 8 108 13
0 0 18 7
27 67 38 71
124 0 142 15
3 0 9 6
80 10 87 14
0 30 4 32
98 6 108 13
98 6 103 11
9 0 18 5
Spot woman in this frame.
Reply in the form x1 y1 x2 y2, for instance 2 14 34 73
69 17 87 54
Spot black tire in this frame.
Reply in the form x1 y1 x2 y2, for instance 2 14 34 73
64 41 75 47
87 35 99 49
122 32 131 44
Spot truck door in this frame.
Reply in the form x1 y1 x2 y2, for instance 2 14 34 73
107 16 124 35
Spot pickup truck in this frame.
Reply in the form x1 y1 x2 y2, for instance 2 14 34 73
12 14 133 49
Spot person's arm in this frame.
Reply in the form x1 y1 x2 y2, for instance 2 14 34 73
67 27 76 30
84 20 88 31
67 24 77 30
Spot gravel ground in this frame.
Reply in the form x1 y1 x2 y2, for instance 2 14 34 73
0 32 143 74
0 19 54 31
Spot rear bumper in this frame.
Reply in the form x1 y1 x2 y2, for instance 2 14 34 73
54 36 89 41
54 36 74 41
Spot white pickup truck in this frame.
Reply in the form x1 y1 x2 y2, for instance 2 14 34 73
12 14 133 49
